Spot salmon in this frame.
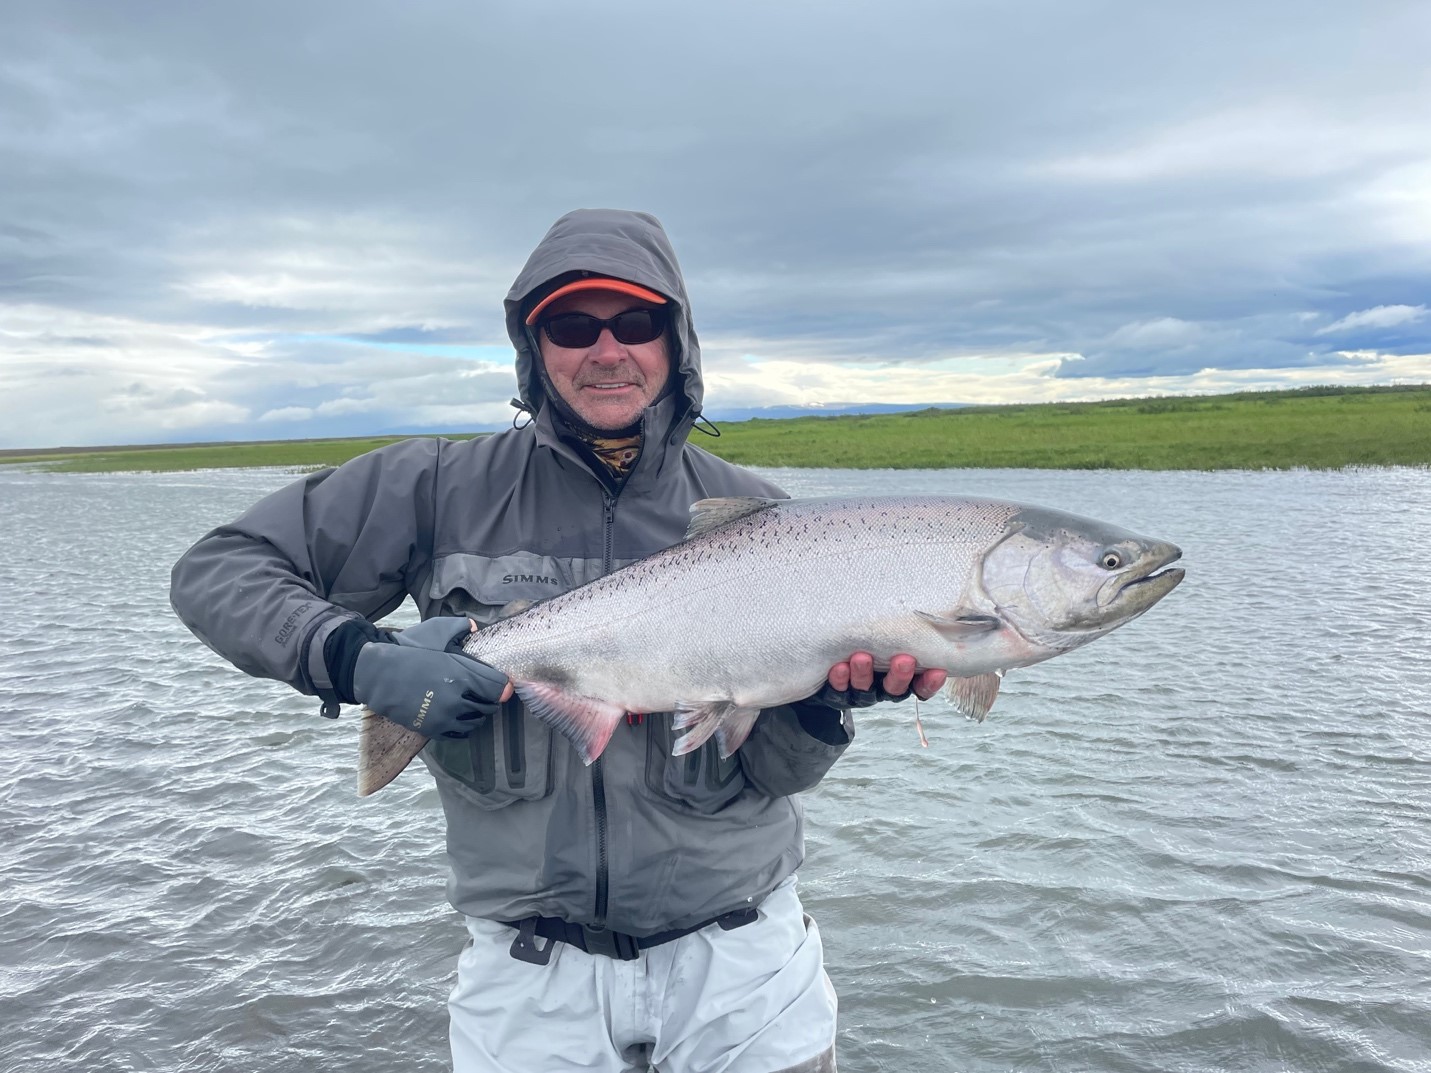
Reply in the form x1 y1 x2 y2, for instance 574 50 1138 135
356 495 1184 795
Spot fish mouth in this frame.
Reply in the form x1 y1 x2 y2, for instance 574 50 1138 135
1114 544 1185 605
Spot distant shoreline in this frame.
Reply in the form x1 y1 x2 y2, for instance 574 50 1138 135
3 384 1429 473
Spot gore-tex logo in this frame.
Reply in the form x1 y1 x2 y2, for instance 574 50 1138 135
274 602 312 646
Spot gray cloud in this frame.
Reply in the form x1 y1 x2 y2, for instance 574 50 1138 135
1 0 1429 447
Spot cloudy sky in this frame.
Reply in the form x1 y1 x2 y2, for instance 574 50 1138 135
2 1 1428 448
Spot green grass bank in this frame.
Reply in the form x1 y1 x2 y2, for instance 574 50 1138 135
0 435 480 474
704 384 1431 470
3 385 1428 473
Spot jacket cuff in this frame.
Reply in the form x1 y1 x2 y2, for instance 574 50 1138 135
790 701 853 746
320 619 388 705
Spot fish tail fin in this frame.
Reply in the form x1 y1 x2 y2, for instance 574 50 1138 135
357 709 431 796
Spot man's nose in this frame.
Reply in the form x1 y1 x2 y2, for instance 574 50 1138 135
589 328 625 360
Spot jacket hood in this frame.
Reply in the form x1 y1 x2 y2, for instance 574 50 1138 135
505 209 704 424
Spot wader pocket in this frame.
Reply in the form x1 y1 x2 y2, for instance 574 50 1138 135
429 551 607 625
645 716 747 814
428 698 554 810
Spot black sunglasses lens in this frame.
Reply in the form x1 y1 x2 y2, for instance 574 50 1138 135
543 315 600 348
542 309 666 348
610 309 665 345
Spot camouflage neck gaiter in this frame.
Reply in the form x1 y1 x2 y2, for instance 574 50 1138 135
567 428 643 484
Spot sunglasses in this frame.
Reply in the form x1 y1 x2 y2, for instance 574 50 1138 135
539 308 668 349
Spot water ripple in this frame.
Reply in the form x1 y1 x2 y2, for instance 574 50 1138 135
3 466 1430 1071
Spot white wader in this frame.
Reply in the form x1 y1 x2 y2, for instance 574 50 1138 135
448 877 838 1072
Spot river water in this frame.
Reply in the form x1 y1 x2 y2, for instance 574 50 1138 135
1 464 1428 1073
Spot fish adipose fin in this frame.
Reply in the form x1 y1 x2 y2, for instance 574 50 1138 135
684 497 780 539
672 700 762 757
514 681 626 765
948 671 1003 722
916 610 1003 637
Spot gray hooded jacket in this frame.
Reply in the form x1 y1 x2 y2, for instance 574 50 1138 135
170 209 850 935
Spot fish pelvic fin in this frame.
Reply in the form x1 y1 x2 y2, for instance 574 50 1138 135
714 707 761 758
357 709 430 797
671 700 762 758
514 681 626 765
684 496 780 539
948 671 1003 723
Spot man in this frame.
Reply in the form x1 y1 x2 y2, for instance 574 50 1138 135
171 208 946 1072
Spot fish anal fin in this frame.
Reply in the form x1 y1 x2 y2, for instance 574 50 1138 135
948 671 1003 723
684 497 780 540
916 610 1003 637
514 681 626 765
357 709 430 797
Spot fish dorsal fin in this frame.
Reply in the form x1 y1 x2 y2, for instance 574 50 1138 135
497 598 536 619
685 496 780 539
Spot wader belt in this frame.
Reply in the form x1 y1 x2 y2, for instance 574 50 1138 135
503 907 759 964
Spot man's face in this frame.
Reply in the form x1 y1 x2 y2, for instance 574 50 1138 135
536 290 671 432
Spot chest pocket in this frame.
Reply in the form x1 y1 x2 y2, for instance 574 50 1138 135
644 716 748 815
427 699 554 810
424 552 589 805
424 550 640 805
428 551 613 624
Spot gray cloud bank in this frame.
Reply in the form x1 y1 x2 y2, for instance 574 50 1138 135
2 0 1428 447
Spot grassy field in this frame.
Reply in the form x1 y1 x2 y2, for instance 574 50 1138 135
0 435 479 474
2 385 1428 473
703 384 1431 470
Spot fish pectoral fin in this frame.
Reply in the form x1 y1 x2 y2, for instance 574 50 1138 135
947 671 1003 723
357 709 431 797
671 700 762 758
684 496 780 539
513 681 626 765
916 610 1003 637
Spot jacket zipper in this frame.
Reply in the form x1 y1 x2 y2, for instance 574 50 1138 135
592 491 617 926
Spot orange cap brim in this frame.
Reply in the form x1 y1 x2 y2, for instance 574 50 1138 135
525 278 668 325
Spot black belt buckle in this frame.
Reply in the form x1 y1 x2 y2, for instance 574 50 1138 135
581 924 641 961
508 918 555 966
717 907 759 931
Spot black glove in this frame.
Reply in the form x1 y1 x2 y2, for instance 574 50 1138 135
790 672 911 746
390 615 476 652
802 671 912 712
321 618 508 739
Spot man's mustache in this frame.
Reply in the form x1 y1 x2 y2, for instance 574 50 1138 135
574 365 646 388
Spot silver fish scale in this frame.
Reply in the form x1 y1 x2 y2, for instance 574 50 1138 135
462 496 1021 714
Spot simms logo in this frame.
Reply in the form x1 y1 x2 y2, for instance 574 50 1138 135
503 574 559 585
413 690 434 730
273 602 312 646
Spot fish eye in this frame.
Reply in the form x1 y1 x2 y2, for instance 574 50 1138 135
1100 550 1123 570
